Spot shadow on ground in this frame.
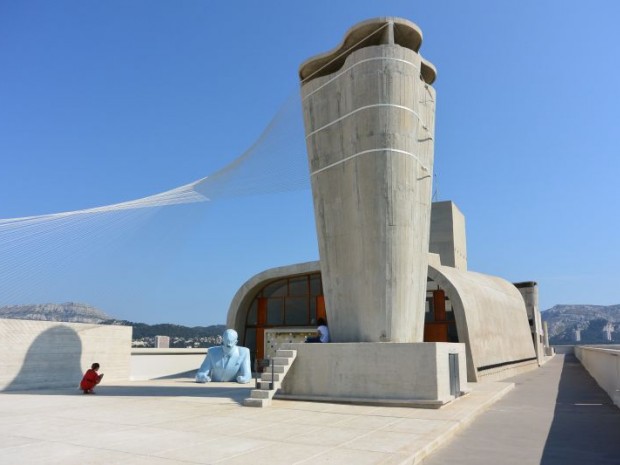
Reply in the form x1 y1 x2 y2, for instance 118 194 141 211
3 379 253 404
541 353 620 465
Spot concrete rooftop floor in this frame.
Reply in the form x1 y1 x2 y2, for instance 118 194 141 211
1 355 618 465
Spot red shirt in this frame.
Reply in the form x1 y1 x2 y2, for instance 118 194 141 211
80 369 100 390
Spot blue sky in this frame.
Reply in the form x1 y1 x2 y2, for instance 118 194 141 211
1 1 619 325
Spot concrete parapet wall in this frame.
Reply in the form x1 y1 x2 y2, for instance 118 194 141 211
278 342 467 406
553 345 575 354
130 348 208 380
575 346 620 408
0 319 131 391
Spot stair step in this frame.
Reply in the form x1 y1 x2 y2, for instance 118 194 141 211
250 389 272 399
258 381 274 390
244 398 271 408
276 349 296 358
261 373 282 382
244 349 296 408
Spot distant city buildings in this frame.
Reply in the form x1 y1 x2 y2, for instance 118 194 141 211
131 335 221 348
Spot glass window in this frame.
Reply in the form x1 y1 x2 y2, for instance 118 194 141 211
310 274 323 296
425 299 434 322
246 300 257 325
244 328 256 350
285 297 309 325
267 298 284 325
263 280 287 298
448 322 459 342
289 277 308 296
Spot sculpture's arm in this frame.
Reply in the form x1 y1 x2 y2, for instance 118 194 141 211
195 352 213 383
236 349 252 384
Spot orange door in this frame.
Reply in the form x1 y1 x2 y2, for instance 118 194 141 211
316 295 326 322
424 290 449 342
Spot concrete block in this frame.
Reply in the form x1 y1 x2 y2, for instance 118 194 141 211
279 342 467 405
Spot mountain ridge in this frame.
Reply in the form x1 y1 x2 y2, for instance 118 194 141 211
541 304 620 344
3 302 618 345
0 303 225 340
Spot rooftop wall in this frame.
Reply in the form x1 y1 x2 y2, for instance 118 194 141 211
0 319 131 391
575 346 620 408
130 348 207 380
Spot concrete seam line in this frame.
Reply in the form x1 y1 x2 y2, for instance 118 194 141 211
305 103 422 139
311 148 430 176
302 57 421 101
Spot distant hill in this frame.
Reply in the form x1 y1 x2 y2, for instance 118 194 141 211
0 302 111 323
109 320 226 339
0 302 226 341
542 304 620 344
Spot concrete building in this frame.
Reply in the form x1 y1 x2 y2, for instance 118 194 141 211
227 18 542 403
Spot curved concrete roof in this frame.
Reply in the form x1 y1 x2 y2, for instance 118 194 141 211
226 261 320 335
228 260 536 381
428 264 536 381
299 17 436 84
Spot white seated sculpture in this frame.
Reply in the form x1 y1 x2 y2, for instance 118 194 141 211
195 329 251 384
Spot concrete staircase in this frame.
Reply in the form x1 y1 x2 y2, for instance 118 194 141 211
244 349 297 407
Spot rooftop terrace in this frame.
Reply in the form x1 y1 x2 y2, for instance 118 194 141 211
1 354 618 465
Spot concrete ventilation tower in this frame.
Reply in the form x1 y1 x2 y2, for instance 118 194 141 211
299 17 437 343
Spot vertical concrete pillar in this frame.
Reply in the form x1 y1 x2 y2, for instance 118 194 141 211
515 281 543 365
543 321 551 353
299 18 437 342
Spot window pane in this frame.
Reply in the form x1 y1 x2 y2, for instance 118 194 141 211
267 298 284 325
244 328 256 350
425 299 434 322
246 299 258 325
285 297 309 325
310 274 323 296
289 277 308 296
310 298 317 325
263 280 287 298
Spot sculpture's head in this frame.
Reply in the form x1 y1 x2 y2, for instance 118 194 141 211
222 329 238 355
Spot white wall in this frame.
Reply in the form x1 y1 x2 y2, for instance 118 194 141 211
575 346 620 408
0 319 131 391
130 349 207 380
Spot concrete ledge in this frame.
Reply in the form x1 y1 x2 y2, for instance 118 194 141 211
274 393 454 409
477 359 539 382
279 342 468 405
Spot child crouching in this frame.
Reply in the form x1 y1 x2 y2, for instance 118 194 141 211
80 363 104 394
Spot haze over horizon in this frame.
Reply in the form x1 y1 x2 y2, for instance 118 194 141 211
1 1 619 326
